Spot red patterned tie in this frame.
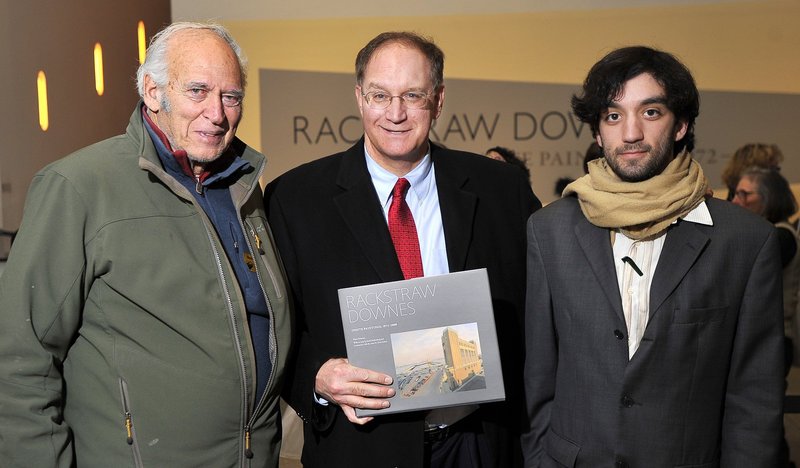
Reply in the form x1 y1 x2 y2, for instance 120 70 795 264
388 178 424 279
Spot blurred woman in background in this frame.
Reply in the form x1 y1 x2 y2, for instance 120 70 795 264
733 167 799 345
722 143 783 200
734 166 799 468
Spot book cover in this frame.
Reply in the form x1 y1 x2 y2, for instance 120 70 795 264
337 268 505 417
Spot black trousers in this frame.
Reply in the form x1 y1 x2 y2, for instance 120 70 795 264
424 413 491 468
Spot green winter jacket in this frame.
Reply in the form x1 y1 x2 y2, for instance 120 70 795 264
0 105 292 467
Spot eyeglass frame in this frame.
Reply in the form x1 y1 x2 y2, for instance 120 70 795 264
733 189 759 201
358 87 435 110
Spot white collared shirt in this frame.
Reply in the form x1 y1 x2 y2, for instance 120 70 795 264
613 201 713 359
366 146 476 427
364 146 449 277
313 147 451 409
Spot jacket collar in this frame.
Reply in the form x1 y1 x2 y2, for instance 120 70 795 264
129 101 265 205
332 139 477 280
574 209 711 325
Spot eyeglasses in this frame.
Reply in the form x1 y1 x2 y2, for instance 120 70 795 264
734 189 757 201
361 90 431 110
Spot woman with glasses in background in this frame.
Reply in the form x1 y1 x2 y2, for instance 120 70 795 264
733 166 799 468
722 143 784 201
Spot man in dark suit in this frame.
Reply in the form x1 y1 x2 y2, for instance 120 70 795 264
522 46 784 467
265 32 540 467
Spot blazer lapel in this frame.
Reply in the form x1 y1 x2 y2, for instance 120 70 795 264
333 143 404 283
432 148 477 272
649 220 710 318
575 218 626 324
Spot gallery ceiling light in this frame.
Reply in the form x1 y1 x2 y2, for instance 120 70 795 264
94 43 104 96
37 70 49 131
138 21 146 64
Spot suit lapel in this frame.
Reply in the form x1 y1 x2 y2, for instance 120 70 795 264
649 220 710 318
575 218 626 324
333 143 404 283
432 147 477 273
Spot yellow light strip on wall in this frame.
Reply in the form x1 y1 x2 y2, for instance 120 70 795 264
94 43 104 96
138 21 146 64
37 70 49 131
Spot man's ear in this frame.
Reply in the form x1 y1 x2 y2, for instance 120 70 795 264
674 120 688 142
142 74 162 112
595 133 603 149
355 85 364 117
432 86 445 119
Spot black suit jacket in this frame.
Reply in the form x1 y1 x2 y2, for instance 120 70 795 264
522 196 784 467
265 140 540 468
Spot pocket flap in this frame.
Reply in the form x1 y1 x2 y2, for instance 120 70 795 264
545 429 580 467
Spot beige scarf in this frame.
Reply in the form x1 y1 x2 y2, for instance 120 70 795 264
563 151 709 240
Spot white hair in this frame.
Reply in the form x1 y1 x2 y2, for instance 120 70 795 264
135 22 248 98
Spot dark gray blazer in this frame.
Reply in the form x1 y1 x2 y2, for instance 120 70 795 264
523 196 784 468
266 139 540 468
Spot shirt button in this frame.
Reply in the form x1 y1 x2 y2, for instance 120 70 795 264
621 394 635 408
616 460 629 468
614 329 625 340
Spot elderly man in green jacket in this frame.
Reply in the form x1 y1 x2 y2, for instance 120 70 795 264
0 22 292 467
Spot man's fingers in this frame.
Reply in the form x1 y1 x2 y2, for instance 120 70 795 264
336 390 393 409
316 358 394 401
341 404 374 425
352 366 393 385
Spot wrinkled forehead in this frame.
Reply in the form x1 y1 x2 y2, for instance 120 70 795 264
167 30 243 86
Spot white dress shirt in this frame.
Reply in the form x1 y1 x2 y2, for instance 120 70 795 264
364 146 449 277
613 201 713 359
365 146 477 428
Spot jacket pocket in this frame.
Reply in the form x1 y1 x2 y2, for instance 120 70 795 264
119 378 144 468
672 306 726 325
544 429 580 467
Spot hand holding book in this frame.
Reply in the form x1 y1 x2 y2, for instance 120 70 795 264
337 269 505 417
315 357 396 425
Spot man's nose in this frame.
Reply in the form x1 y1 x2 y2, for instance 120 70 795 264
622 118 644 142
384 96 408 122
204 95 226 124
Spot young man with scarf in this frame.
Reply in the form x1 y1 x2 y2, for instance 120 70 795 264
522 46 784 467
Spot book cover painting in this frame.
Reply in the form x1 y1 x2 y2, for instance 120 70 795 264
337 268 505 417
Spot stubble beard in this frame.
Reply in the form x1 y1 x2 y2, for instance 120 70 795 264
603 133 674 183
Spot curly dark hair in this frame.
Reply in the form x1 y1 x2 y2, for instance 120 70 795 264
571 46 699 156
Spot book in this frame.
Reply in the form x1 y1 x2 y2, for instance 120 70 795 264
337 268 505 417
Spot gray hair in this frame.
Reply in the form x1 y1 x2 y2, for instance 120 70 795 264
135 22 248 98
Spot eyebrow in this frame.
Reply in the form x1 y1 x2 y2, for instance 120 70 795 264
641 96 668 106
363 81 426 92
607 96 668 109
181 81 244 97
183 81 210 90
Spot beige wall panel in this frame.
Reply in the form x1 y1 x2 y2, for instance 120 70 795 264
220 2 799 192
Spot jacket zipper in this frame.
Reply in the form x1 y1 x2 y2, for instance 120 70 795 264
203 223 250 466
140 150 268 466
119 378 144 468
241 219 280 458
